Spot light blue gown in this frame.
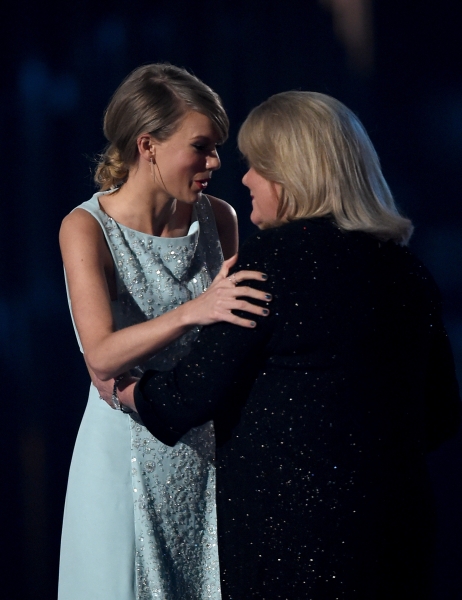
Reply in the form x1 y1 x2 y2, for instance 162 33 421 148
58 191 223 600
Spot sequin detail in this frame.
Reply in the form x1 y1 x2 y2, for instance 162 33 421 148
86 192 222 599
131 421 219 599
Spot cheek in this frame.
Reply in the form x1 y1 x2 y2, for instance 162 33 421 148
273 199 280 218
167 159 197 185
265 190 280 219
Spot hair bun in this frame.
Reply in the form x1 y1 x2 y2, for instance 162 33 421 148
94 146 129 190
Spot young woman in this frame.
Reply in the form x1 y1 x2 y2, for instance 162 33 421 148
58 64 269 600
99 91 460 599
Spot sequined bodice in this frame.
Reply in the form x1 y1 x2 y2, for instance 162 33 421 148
67 191 223 599
75 191 223 372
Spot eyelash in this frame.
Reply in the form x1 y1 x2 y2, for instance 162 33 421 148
192 143 221 152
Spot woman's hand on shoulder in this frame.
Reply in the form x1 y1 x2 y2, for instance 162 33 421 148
208 195 238 259
181 254 271 328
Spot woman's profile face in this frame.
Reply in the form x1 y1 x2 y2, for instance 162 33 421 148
242 167 281 229
152 111 222 203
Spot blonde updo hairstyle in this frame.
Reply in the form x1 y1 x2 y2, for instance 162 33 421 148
95 63 229 190
238 91 413 244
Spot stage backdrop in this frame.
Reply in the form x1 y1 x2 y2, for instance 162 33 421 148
0 1 461 598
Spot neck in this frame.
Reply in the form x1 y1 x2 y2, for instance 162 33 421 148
100 169 191 237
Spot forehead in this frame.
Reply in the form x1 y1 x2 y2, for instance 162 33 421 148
175 111 219 139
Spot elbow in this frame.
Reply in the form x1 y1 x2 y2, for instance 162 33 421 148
84 352 117 382
93 369 114 382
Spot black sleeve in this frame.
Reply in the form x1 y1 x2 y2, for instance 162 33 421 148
134 231 278 446
425 323 461 451
414 263 461 450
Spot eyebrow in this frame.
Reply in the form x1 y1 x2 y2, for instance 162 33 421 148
190 135 222 146
191 135 215 141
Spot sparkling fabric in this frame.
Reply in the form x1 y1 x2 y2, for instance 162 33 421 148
134 217 461 599
60 191 223 600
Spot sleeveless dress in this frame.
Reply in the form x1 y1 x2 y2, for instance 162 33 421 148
58 191 223 600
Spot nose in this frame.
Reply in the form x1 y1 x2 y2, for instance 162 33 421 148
207 151 221 171
242 169 250 187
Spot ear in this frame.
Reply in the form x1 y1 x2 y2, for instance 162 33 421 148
137 133 156 163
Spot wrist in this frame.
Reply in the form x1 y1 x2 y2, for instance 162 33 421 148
111 375 126 411
118 379 138 412
175 298 198 329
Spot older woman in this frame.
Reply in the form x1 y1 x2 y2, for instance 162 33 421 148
101 92 460 599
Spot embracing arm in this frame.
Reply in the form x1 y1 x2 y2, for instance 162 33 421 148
424 322 461 450
134 297 275 445
60 208 270 381
130 233 278 444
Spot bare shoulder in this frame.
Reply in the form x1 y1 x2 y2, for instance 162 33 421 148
206 195 238 259
59 207 107 263
207 195 237 227
60 208 101 243
60 206 96 231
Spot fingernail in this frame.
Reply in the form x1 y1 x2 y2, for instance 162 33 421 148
261 274 268 280
265 294 272 300
250 321 257 327
262 309 269 315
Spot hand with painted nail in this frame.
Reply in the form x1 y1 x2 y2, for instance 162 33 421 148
181 254 271 328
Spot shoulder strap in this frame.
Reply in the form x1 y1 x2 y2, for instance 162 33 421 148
64 192 116 353
73 192 119 266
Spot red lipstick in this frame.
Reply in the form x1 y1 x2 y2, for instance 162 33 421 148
195 179 210 190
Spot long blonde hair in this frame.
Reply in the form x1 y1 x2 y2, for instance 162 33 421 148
95 63 229 190
238 91 413 244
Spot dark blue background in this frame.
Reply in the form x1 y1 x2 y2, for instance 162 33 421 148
1 1 461 597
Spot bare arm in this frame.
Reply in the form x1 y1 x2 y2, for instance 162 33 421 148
208 195 238 259
60 208 270 381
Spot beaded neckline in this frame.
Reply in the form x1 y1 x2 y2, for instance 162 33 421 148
96 190 199 241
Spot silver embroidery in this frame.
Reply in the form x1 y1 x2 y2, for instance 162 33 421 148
101 196 223 599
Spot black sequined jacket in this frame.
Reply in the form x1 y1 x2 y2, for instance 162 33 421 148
135 217 461 599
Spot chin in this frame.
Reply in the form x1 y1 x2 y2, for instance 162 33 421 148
250 213 262 228
257 218 280 231
250 215 267 230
